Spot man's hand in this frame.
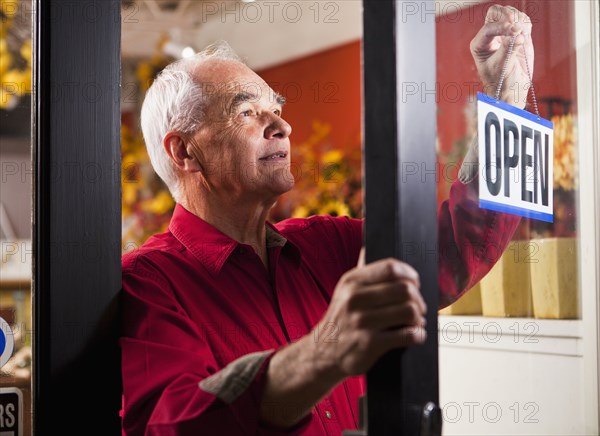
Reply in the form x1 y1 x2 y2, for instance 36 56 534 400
259 256 426 430
311 257 427 380
460 5 535 184
470 4 534 108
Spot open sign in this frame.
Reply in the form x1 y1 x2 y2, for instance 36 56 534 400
477 93 554 222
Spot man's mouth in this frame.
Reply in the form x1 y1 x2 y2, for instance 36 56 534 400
259 151 288 161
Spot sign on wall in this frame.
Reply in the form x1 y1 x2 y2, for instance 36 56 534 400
0 317 14 369
0 387 22 436
477 92 554 222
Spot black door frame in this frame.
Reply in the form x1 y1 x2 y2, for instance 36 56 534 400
34 0 122 433
361 1 440 435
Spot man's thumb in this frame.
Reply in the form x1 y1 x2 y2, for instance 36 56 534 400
357 247 366 267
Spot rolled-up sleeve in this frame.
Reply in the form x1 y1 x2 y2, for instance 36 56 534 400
120 260 303 435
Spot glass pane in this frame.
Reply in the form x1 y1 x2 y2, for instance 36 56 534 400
436 0 596 434
0 0 33 434
120 1 363 246
119 2 364 434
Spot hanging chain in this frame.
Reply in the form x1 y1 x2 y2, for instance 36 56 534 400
494 35 517 101
523 34 540 117
494 33 540 118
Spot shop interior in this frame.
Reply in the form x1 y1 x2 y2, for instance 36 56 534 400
0 0 598 434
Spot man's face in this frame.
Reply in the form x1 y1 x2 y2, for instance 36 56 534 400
189 59 294 204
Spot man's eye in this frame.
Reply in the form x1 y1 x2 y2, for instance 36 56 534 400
241 110 253 117
273 109 281 116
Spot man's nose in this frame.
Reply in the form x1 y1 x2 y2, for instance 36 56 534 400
264 116 292 140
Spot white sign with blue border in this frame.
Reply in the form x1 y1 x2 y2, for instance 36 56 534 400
0 317 15 369
477 92 554 222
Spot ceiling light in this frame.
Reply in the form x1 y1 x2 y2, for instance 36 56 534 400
181 46 195 58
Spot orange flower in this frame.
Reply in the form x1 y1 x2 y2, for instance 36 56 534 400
552 114 577 191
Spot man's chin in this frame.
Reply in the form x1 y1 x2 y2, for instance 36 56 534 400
268 170 295 194
272 178 295 196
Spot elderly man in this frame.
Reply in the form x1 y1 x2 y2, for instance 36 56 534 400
121 5 532 435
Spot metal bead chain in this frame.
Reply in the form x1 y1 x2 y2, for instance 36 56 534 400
495 35 517 101
523 34 540 117
495 33 540 117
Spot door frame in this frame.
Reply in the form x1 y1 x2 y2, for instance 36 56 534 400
32 0 441 434
362 1 440 435
33 0 122 432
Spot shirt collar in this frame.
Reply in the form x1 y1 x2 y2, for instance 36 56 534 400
168 203 301 275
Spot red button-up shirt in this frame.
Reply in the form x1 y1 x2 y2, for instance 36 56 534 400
121 179 520 435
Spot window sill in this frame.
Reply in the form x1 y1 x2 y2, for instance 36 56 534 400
438 315 583 357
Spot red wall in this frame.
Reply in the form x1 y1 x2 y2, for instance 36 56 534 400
257 40 362 158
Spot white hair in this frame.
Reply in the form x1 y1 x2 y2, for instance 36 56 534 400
140 41 243 202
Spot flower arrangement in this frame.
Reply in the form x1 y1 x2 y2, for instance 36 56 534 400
553 113 577 192
121 123 175 251
121 40 176 252
0 0 32 110
530 113 577 238
134 34 172 93
270 120 363 221
549 113 577 237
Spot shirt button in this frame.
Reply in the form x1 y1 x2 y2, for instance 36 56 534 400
325 410 332 419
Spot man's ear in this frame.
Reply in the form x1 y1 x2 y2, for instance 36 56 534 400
163 132 203 173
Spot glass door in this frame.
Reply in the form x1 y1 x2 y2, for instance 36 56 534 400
435 1 599 434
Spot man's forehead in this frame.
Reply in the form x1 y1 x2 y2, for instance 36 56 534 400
192 59 263 90
191 59 278 102
191 60 282 106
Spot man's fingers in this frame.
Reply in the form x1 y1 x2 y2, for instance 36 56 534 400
471 22 515 54
347 280 426 314
344 258 420 288
357 247 365 267
472 5 532 55
355 302 426 332
374 326 428 353
486 4 531 31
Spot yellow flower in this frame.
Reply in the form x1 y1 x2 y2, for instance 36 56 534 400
321 149 343 165
318 200 350 217
0 0 19 18
291 205 310 218
150 53 167 67
2 68 20 85
1 68 30 95
552 114 576 191
135 63 153 90
140 190 175 215
0 50 11 75
122 182 138 207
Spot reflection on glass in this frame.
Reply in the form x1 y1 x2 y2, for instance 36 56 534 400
0 0 33 434
435 1 597 435
437 0 578 320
